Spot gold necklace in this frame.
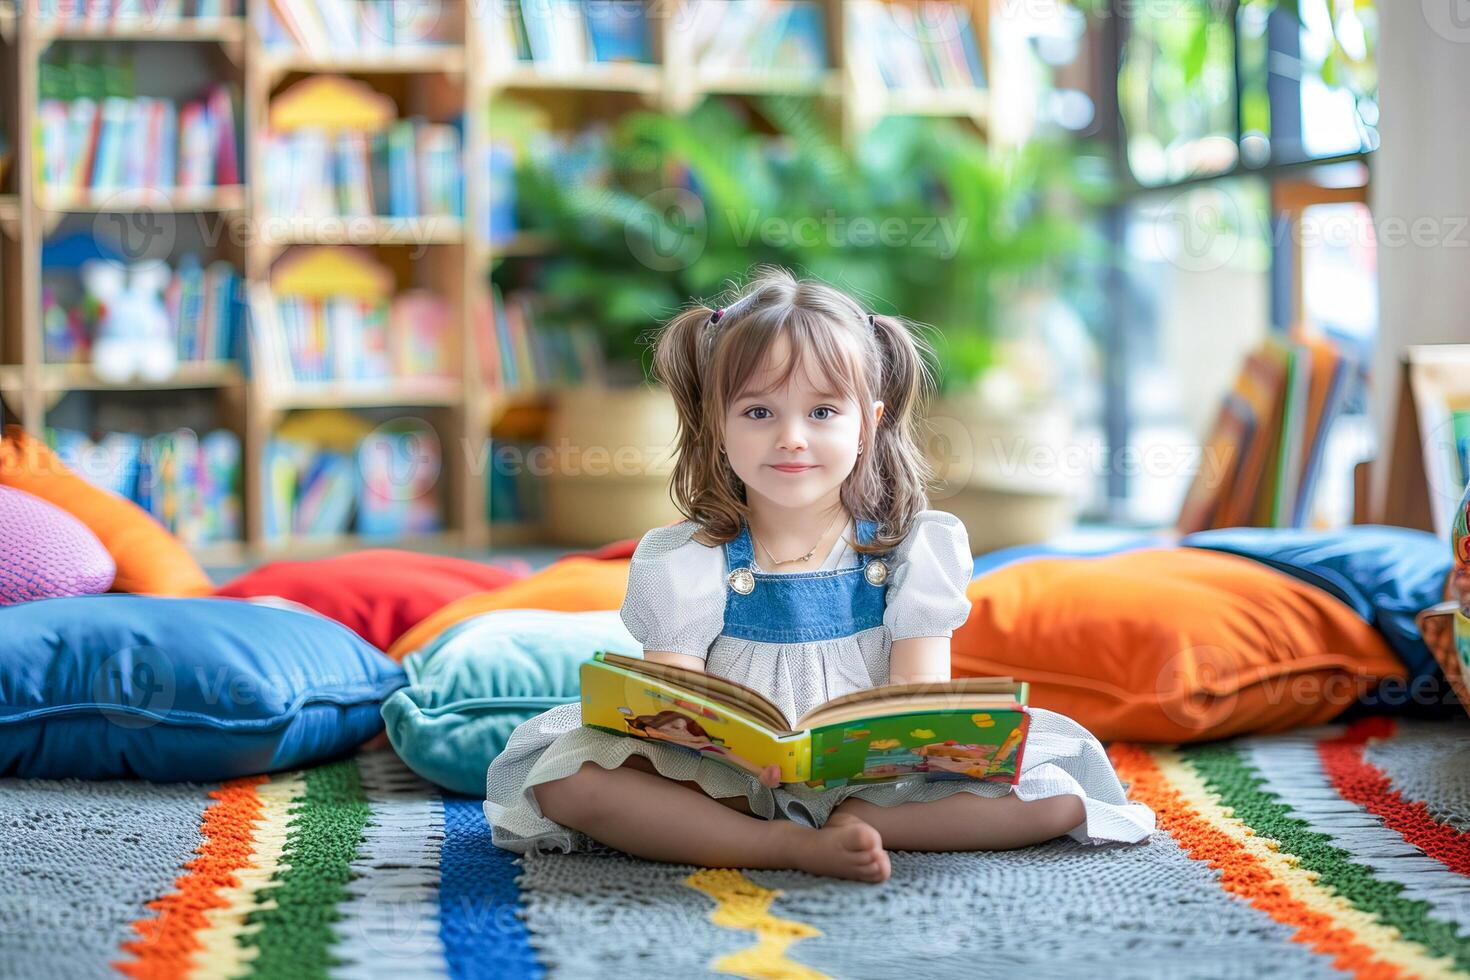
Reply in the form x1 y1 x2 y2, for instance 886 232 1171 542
749 509 845 568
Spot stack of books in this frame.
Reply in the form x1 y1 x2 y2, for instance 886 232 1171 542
168 256 242 363
47 426 242 545
262 414 442 542
473 286 606 392
257 0 451 53
33 0 238 25
248 286 454 387
1177 336 1354 533
678 0 828 78
482 0 651 68
36 78 240 195
261 118 462 220
43 256 242 365
845 0 985 91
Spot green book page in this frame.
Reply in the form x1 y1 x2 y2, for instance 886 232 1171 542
806 707 1029 789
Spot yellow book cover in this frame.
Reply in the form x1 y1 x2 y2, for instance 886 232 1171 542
579 652 1030 788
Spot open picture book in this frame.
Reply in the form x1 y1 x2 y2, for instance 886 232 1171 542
579 651 1030 788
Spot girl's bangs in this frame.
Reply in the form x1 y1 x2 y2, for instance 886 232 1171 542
718 310 866 405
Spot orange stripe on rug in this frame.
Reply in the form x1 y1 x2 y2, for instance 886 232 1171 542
114 774 269 980
1109 743 1408 980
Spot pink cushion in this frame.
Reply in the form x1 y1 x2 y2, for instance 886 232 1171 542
0 486 116 603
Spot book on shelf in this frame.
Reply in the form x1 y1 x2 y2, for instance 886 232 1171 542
487 436 547 524
263 118 463 221
846 0 985 92
581 651 1030 788
36 68 239 195
258 0 451 54
679 0 828 78
48 426 241 545
489 0 652 70
33 0 239 25
482 140 517 244
474 285 607 391
1176 335 1353 534
1383 345 1470 538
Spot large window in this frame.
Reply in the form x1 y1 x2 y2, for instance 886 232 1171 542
1084 0 1378 523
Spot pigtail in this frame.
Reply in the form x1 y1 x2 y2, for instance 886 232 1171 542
849 313 937 551
652 304 742 541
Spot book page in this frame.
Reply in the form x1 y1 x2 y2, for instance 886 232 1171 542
797 693 1024 731
793 676 1020 730
806 707 1030 788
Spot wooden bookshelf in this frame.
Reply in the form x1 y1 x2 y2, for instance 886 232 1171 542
34 185 248 213
0 0 997 561
30 360 243 392
258 46 468 83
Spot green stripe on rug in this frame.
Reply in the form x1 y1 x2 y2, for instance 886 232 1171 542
241 760 371 980
1182 743 1470 972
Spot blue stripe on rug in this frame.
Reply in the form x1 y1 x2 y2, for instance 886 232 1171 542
439 796 540 980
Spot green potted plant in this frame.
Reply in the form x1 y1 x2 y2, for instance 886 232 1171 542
497 97 1093 547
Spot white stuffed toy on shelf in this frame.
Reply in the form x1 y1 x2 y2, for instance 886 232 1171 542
80 259 177 384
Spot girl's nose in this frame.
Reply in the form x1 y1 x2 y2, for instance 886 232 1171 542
778 424 807 452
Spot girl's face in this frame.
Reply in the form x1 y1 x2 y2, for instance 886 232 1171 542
723 334 882 512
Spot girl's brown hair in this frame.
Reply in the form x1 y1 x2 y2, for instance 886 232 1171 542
652 265 936 553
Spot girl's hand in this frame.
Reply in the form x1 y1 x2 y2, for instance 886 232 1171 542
758 764 783 788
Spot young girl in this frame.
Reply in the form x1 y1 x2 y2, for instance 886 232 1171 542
484 267 1155 883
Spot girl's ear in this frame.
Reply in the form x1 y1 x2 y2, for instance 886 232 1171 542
873 400 885 426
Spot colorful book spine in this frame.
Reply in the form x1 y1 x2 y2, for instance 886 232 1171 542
263 118 461 220
37 83 237 195
257 0 450 53
474 285 606 392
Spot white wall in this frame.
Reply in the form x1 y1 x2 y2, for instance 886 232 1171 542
1370 3 1470 519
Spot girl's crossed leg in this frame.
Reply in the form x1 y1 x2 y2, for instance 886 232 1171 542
532 756 892 882
827 791 1087 852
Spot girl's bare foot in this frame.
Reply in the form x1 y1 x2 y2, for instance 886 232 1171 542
793 812 890 883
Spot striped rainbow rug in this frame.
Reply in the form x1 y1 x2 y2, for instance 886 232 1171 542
3 716 1469 979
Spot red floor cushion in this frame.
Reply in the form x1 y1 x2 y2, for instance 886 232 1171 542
215 550 527 651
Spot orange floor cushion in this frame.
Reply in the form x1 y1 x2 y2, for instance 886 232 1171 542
0 426 212 596
953 549 1407 743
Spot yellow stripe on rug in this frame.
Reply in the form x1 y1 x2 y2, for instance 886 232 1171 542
685 868 828 980
188 771 306 980
1156 748 1458 978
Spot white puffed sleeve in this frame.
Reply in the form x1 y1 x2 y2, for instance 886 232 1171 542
882 510 974 641
619 521 728 660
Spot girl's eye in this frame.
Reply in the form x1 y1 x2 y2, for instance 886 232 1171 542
744 407 772 420
811 406 837 421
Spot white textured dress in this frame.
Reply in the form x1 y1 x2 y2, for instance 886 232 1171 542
483 510 1156 855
